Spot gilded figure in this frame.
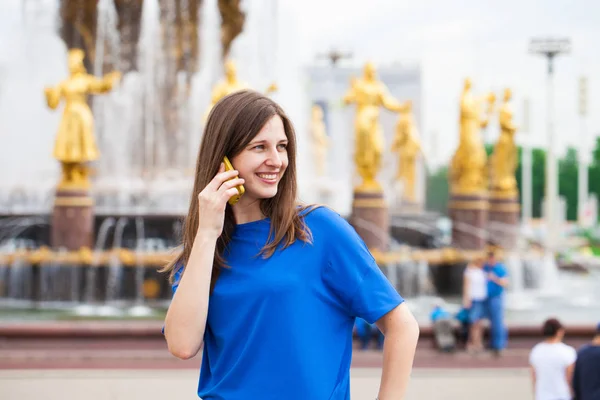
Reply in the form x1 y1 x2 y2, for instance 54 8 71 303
204 60 277 121
450 78 495 194
310 104 330 177
490 88 518 194
343 62 409 192
44 48 121 189
391 101 423 202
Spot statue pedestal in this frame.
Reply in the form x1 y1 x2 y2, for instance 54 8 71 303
350 190 389 252
449 192 488 250
51 188 94 250
488 191 520 249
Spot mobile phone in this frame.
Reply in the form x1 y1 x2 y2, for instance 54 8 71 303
223 156 245 205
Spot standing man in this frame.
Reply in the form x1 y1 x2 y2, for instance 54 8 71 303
484 249 509 355
572 322 600 399
530 318 577 400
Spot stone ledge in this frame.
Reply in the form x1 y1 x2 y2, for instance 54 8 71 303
0 321 596 339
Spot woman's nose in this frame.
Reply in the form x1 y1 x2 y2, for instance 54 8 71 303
265 150 282 167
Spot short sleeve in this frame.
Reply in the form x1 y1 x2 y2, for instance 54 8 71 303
320 211 404 324
566 345 577 365
528 347 536 365
495 264 508 278
171 264 184 295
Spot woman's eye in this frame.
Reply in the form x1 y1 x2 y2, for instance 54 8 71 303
278 144 288 150
253 145 265 150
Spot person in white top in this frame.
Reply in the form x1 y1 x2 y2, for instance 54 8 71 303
462 256 487 352
529 318 577 400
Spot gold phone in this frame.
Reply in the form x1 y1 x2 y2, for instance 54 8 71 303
223 156 245 205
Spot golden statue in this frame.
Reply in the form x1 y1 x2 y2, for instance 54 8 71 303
450 78 495 194
310 104 330 177
490 88 518 194
203 60 277 121
343 62 409 192
391 101 423 202
44 48 121 189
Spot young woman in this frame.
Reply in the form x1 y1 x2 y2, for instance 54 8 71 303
462 256 487 353
162 90 419 399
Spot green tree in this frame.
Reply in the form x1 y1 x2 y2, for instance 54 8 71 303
426 166 449 215
515 146 546 218
588 136 600 221
558 147 579 221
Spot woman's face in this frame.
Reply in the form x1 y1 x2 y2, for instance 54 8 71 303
230 115 289 203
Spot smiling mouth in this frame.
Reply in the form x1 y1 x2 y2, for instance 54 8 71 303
256 173 278 180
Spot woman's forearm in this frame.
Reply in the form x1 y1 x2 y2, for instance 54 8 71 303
377 308 420 400
164 233 216 359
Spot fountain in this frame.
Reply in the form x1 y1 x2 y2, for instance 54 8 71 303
0 0 290 309
0 1 597 332
504 251 539 311
127 217 155 317
73 217 115 316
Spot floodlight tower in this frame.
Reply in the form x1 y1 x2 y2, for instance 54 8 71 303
528 37 571 251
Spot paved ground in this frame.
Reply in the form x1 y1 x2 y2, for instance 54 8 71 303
0 322 590 399
0 336 544 399
0 368 533 400
0 336 552 369
0 335 589 370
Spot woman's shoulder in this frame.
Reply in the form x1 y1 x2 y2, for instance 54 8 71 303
300 204 345 227
299 204 357 239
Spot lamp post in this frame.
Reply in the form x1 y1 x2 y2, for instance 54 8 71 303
521 98 532 224
528 37 571 251
577 76 589 225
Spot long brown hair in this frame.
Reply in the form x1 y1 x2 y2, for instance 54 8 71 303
161 90 315 289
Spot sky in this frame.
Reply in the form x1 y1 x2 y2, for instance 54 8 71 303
288 0 600 167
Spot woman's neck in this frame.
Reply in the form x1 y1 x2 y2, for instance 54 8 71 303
232 199 265 224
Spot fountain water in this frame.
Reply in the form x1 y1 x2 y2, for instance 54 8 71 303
73 217 115 316
537 250 563 297
0 218 47 307
352 217 435 301
6 257 33 306
504 251 538 311
95 217 128 316
37 247 76 308
127 217 155 317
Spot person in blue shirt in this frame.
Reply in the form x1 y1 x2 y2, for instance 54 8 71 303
572 322 600 400
483 249 509 355
161 90 420 400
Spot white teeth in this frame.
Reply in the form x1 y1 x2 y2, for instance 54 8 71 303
257 174 277 180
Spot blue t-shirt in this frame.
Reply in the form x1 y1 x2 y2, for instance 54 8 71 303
483 262 507 298
170 207 404 400
573 344 600 400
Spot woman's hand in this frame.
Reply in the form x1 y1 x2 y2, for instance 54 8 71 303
197 163 245 238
